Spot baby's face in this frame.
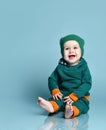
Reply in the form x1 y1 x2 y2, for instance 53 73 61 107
63 40 81 66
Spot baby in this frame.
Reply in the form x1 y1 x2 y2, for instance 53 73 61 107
38 34 92 118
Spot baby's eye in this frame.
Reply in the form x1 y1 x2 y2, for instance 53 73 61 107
74 47 78 49
65 47 69 50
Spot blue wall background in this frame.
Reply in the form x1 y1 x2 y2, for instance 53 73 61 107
0 0 106 105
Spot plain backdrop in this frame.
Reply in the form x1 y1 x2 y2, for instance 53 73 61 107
0 0 106 125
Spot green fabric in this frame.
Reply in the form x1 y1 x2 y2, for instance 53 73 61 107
48 58 92 98
48 58 92 115
60 34 85 56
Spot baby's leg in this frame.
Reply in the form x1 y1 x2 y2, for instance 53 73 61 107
38 97 54 113
64 103 73 119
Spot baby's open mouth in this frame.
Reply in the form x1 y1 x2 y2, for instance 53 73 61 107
68 55 76 59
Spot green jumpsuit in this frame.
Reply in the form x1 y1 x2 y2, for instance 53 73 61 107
48 58 92 117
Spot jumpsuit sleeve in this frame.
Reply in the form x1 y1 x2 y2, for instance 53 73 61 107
48 66 60 96
69 64 92 101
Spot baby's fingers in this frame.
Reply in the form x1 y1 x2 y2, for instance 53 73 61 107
64 98 70 103
53 93 62 100
53 95 58 100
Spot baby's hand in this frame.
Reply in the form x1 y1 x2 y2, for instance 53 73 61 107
64 96 74 105
53 92 63 100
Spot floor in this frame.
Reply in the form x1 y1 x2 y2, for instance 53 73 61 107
0 97 105 130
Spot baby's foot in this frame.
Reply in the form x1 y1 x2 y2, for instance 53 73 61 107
38 97 54 113
64 104 73 119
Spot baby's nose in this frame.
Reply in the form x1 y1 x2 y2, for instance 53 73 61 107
69 48 74 53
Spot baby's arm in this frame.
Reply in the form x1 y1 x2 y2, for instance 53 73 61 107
48 66 63 100
68 64 92 102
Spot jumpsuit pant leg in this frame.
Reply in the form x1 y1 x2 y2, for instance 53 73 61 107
72 97 89 117
49 97 65 112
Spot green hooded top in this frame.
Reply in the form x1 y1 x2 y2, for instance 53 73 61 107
48 58 92 100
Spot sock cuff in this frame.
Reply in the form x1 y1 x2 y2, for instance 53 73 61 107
71 106 79 118
49 100 59 112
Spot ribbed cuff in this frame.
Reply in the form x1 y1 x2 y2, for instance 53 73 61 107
49 100 59 112
51 88 60 96
71 106 79 118
69 93 78 101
